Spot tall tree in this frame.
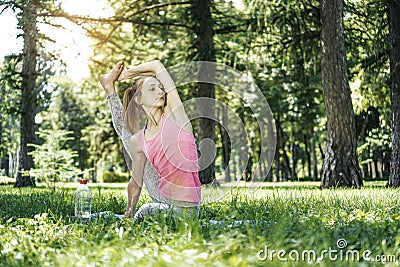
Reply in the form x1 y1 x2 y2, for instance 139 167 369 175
386 0 400 187
1 0 57 186
320 0 362 187
15 0 39 187
191 0 216 184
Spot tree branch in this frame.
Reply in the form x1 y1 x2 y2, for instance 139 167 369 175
0 1 22 13
134 1 191 14
39 12 193 29
214 28 247 34
0 5 9 15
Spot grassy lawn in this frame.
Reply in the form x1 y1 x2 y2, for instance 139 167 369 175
1 181 400 266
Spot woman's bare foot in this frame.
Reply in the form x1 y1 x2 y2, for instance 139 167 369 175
117 67 156 81
117 67 133 81
100 61 124 95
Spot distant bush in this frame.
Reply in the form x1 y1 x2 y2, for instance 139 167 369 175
101 171 129 183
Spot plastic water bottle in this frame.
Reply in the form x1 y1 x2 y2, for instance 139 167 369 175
74 179 92 223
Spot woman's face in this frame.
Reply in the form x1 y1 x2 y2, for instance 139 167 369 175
139 77 165 109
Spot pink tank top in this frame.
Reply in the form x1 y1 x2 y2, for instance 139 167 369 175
138 113 201 203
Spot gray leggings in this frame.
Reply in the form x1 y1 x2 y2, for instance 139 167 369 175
134 202 200 221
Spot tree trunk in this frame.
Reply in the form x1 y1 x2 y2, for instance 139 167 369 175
15 1 38 187
387 0 400 187
290 128 297 180
0 67 5 177
304 134 312 178
277 121 290 181
374 159 381 179
320 0 362 188
0 101 3 175
219 104 231 182
258 147 265 181
273 117 281 182
232 151 237 181
311 138 318 181
192 0 216 184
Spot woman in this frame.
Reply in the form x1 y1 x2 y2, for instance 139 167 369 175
100 60 201 220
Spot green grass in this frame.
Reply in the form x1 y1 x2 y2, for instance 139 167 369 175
1 182 400 266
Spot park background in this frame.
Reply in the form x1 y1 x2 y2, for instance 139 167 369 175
1 0 400 266
0 0 399 188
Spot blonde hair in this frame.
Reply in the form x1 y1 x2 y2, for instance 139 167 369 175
122 76 149 133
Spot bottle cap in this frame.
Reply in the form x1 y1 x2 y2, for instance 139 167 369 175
80 179 87 184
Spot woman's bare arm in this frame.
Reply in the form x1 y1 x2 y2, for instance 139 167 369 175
106 94 134 162
124 134 145 218
100 62 134 161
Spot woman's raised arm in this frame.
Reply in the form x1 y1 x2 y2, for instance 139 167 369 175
120 60 192 132
100 62 134 160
